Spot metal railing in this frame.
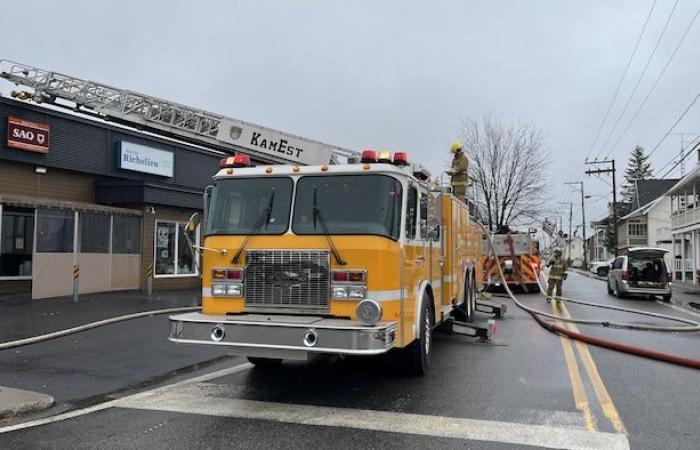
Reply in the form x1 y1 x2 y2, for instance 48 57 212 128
671 208 700 230
673 259 695 272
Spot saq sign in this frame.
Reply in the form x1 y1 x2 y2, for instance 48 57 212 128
117 141 174 177
7 116 50 153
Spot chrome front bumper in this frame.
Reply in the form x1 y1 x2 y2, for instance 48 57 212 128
169 312 397 360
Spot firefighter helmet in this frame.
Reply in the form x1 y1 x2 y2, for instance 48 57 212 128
450 142 463 153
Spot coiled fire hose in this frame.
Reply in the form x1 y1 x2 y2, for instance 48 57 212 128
477 222 700 370
0 306 200 351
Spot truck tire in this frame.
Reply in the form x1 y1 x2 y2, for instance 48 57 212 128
247 357 283 367
403 294 433 376
662 294 672 303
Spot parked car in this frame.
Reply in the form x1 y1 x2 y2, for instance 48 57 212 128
589 259 613 277
607 248 672 302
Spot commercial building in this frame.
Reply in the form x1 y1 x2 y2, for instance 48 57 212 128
0 96 236 298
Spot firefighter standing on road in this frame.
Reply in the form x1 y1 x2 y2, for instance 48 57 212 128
546 248 567 304
447 142 469 202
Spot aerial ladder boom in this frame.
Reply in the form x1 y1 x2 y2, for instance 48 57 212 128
0 59 357 165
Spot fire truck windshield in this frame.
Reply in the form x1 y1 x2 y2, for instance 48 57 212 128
205 177 293 235
292 175 402 240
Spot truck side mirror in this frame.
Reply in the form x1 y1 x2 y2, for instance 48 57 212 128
185 212 200 236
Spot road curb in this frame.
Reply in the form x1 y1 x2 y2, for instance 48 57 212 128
0 386 54 419
571 269 604 282
667 296 700 314
572 269 700 315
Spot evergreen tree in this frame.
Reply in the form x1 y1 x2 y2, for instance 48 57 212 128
621 146 653 204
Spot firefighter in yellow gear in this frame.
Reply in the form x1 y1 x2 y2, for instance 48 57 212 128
546 248 567 304
447 142 469 202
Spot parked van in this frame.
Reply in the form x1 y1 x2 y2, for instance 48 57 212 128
607 248 672 302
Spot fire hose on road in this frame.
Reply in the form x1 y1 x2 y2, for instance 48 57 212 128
1 225 699 371
477 221 700 370
0 306 200 351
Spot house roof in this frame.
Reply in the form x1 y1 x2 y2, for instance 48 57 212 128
621 195 663 220
632 179 680 209
621 178 678 220
667 164 700 196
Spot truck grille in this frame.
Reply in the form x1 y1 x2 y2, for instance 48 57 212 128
244 250 330 310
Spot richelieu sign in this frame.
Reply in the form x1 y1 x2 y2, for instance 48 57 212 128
117 141 174 177
7 116 50 153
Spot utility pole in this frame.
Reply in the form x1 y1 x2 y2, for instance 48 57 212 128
566 181 587 268
585 159 618 257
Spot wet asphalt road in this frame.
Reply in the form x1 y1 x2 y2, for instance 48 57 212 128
1 273 698 449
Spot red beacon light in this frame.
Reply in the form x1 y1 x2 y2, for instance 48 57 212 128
393 152 409 166
219 154 252 169
360 149 378 163
232 154 251 168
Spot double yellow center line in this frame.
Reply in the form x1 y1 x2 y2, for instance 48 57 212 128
554 301 627 434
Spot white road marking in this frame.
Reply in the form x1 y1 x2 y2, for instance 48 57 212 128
0 362 253 434
115 382 630 450
655 300 700 319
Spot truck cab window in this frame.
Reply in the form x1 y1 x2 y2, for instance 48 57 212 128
419 191 428 240
405 186 417 240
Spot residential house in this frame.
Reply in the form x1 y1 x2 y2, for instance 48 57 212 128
588 219 611 262
617 179 678 271
668 164 700 285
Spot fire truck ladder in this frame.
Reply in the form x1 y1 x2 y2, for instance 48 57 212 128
0 60 358 165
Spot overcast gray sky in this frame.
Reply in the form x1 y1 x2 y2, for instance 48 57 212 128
2 0 700 228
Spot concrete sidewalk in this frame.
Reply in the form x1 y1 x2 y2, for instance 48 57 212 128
0 289 201 343
572 268 700 315
0 386 54 420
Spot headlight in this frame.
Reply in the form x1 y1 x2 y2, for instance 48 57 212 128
212 283 227 296
226 283 243 297
356 299 382 326
347 286 366 299
332 287 348 299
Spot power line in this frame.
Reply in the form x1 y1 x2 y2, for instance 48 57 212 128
596 0 680 160
603 4 700 160
659 137 700 178
647 94 700 159
586 0 658 162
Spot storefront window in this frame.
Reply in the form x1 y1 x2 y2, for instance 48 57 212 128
37 208 74 253
80 212 110 253
0 206 34 277
113 216 141 254
155 221 197 276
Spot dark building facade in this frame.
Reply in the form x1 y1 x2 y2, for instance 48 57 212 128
0 96 233 298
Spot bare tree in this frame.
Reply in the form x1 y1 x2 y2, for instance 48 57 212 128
459 116 549 231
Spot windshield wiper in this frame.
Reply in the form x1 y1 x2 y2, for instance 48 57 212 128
232 188 276 264
313 187 346 266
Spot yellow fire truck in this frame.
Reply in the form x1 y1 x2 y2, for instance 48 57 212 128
169 150 485 374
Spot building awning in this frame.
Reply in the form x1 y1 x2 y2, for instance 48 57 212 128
95 180 203 210
0 194 141 216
